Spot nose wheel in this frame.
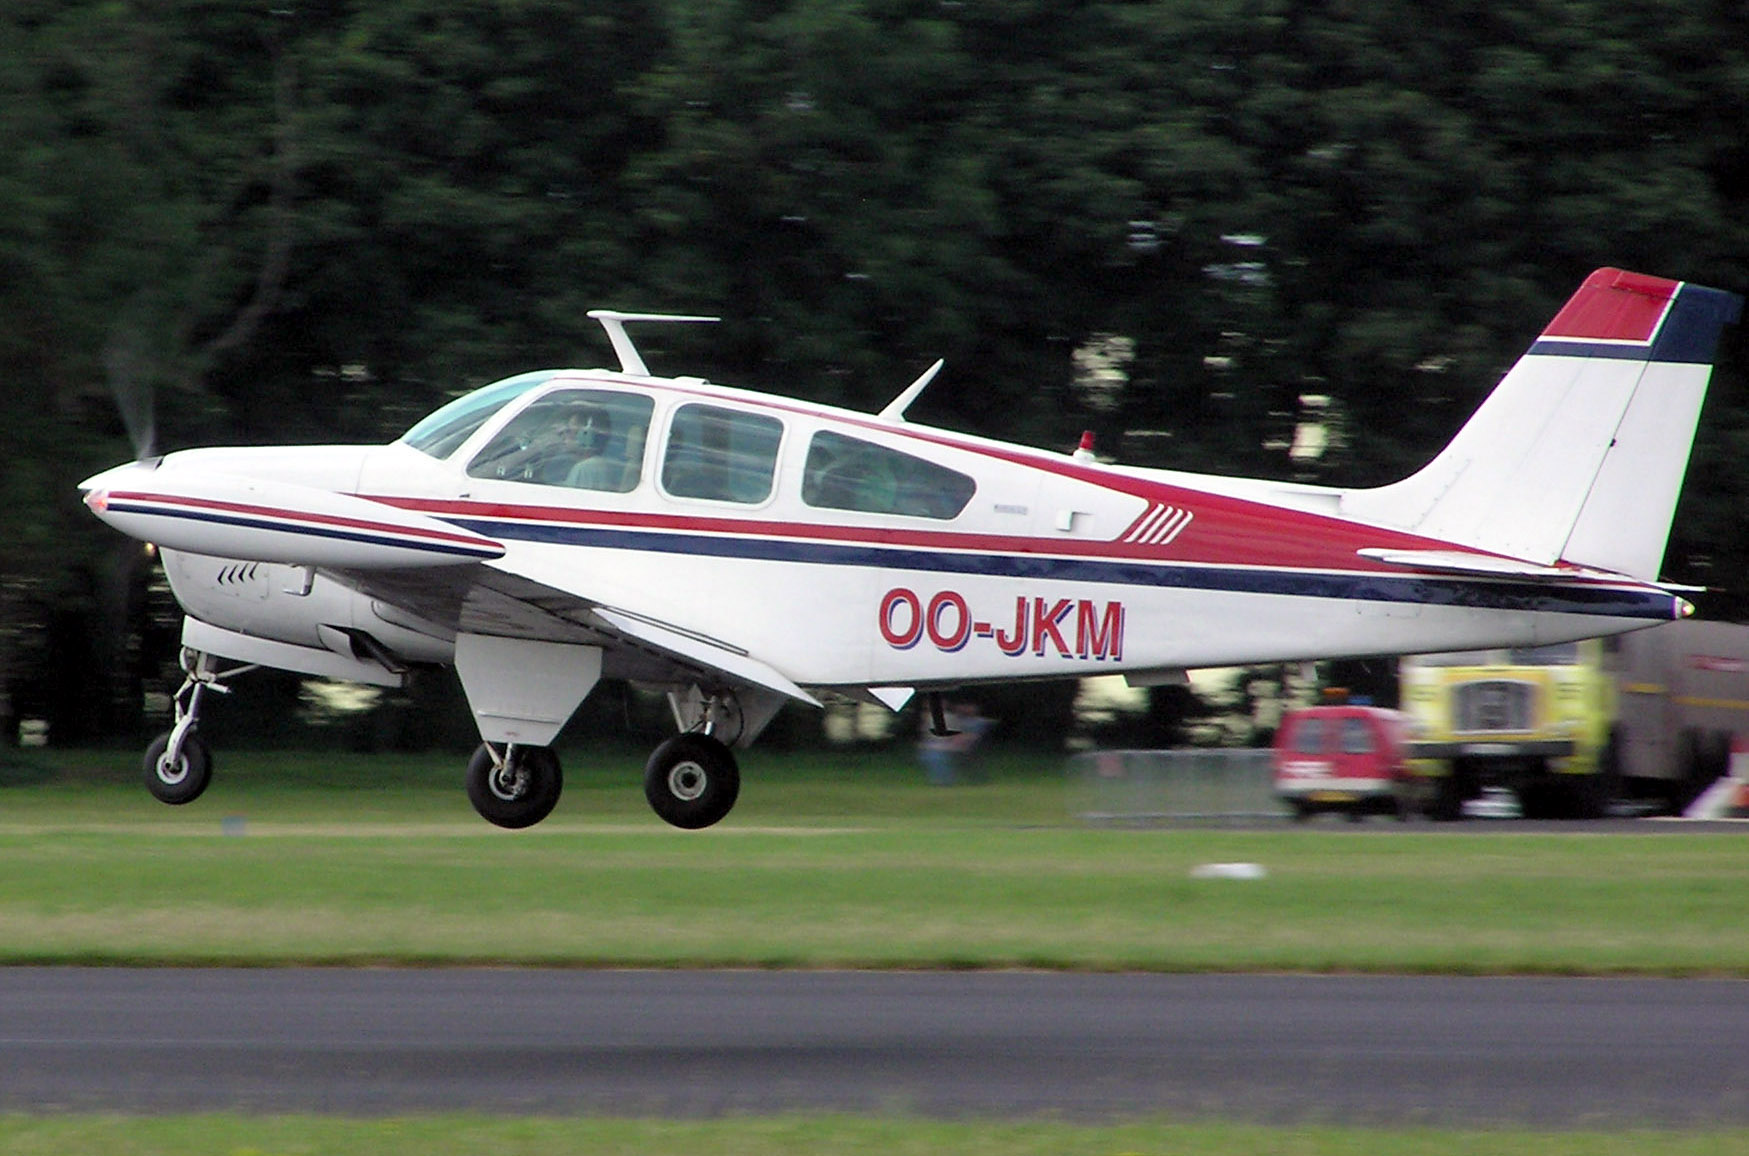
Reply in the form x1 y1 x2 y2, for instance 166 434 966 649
143 729 213 805
466 744 563 829
644 732 740 829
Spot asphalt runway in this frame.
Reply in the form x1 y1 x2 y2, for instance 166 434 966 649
3 969 1747 1125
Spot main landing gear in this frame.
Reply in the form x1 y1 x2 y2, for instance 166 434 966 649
643 732 740 830
142 648 253 806
465 743 563 829
461 731 742 831
463 686 748 831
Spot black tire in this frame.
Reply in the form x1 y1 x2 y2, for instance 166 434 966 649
466 744 562 829
644 733 740 830
143 730 213 806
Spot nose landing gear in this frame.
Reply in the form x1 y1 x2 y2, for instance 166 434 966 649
142 649 252 806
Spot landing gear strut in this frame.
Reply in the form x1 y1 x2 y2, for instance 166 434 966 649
466 743 563 829
142 648 252 806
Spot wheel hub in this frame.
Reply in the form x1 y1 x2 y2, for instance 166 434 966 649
155 754 189 786
668 761 707 801
490 764 529 801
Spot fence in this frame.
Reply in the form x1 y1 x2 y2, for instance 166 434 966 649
1067 748 1282 823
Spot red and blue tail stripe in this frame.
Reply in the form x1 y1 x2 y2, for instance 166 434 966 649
1529 268 1742 363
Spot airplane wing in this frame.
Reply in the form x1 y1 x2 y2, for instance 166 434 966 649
347 558 821 709
587 604 821 707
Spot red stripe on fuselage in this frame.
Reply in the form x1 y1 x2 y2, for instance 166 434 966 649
374 489 1613 582
110 491 502 550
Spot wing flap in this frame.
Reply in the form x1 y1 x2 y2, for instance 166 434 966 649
590 605 821 708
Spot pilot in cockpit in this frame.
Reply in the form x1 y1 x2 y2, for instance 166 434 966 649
478 406 586 483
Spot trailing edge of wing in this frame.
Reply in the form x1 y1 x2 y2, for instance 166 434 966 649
591 605 822 708
1356 548 1582 580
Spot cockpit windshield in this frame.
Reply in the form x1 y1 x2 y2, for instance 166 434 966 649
400 370 563 459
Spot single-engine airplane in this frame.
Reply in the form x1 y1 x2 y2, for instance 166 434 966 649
80 267 1741 829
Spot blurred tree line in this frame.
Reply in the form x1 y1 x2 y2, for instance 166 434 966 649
2 0 1747 750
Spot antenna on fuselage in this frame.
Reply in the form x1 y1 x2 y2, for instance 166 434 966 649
878 359 945 422
587 310 719 376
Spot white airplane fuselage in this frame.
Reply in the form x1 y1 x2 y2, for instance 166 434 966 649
112 367 1683 695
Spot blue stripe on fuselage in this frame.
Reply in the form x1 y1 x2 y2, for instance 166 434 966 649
455 518 1676 620
112 501 501 560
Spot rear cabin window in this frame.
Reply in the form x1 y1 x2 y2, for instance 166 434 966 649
1291 718 1325 755
802 430 976 519
466 389 654 492
662 404 784 503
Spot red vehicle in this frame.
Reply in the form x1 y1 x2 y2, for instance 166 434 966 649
1273 705 1413 821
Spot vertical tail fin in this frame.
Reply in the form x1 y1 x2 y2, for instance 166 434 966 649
1342 268 1741 581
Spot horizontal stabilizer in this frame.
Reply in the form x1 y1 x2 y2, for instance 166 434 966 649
1356 548 1579 580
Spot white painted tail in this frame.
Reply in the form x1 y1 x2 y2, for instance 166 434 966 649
1342 269 1741 582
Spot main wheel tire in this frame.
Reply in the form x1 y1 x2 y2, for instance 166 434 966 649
644 733 740 830
466 744 562 829
143 730 213 806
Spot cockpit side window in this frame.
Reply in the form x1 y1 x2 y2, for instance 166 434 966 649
661 404 785 504
802 430 976 519
467 389 655 492
401 371 561 459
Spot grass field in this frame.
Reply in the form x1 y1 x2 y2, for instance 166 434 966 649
5 744 1749 1153
3 1114 1747 1156
1 744 1747 973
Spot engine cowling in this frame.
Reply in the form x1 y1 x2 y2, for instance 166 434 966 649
160 549 456 668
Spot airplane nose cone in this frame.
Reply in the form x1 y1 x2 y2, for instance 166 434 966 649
78 460 153 493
